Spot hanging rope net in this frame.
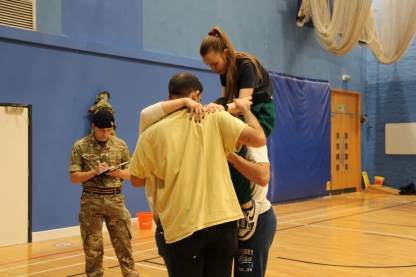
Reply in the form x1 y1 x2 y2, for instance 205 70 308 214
297 0 416 65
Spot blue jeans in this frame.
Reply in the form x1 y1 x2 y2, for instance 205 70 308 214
234 207 277 277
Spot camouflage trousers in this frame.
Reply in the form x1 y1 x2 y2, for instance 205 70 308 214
78 192 139 277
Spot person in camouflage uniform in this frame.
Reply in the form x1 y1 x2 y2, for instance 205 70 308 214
69 110 139 277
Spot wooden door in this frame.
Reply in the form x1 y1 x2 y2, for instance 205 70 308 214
330 90 361 193
0 104 30 246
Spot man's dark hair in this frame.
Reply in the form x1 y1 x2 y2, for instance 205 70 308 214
213 97 228 105
169 72 203 98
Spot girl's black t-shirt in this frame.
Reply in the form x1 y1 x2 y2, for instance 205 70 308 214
220 59 274 104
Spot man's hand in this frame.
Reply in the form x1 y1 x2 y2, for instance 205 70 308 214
235 96 266 148
107 167 130 179
106 168 120 177
95 162 110 175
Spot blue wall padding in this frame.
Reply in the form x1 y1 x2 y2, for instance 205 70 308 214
267 72 331 203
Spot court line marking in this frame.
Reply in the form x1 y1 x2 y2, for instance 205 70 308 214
281 204 378 222
0 243 157 274
275 195 388 217
0 237 155 267
276 258 392 277
265 264 392 277
16 262 86 277
278 199 416 223
0 254 85 273
277 200 416 240
135 262 168 271
6 195 415 276
14 248 159 277
276 194 416 218
276 196 409 220
278 256 416 269
281 221 416 239
272 200 416 273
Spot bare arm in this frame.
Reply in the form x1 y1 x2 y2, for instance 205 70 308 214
70 162 131 184
69 170 96 184
160 98 193 114
235 97 266 148
69 162 108 184
130 174 146 187
227 153 270 187
140 97 204 134
160 97 205 122
105 167 130 180
139 103 166 134
226 88 254 114
207 88 254 114
238 88 254 99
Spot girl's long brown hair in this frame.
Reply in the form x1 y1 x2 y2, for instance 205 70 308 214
200 26 263 103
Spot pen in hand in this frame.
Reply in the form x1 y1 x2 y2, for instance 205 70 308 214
95 160 108 176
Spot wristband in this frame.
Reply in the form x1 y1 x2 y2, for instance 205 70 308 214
221 103 229 111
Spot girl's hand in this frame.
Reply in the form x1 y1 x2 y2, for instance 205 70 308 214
234 96 252 112
187 99 206 122
205 102 224 113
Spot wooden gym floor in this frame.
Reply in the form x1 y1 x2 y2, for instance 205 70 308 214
1 192 415 277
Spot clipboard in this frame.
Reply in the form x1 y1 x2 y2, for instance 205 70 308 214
98 161 130 176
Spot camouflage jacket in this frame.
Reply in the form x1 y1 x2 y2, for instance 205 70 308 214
69 132 131 188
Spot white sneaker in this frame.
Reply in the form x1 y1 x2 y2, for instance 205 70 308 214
238 200 260 241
